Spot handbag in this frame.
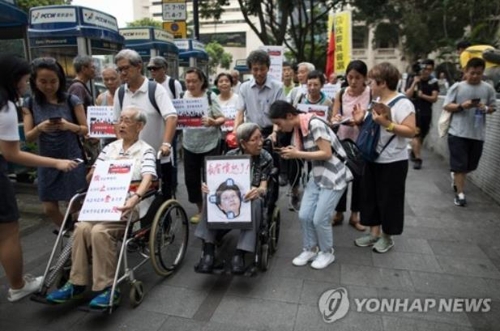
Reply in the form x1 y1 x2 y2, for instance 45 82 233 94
438 109 452 138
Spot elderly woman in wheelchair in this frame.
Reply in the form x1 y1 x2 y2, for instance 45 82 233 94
45 106 157 309
195 122 274 275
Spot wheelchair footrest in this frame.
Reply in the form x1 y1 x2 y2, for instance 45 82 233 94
78 304 119 314
30 292 58 305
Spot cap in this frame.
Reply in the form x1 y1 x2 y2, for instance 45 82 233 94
147 56 168 69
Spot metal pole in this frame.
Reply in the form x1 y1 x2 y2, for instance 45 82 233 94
193 0 200 40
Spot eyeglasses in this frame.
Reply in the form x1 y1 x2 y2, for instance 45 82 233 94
117 65 132 73
147 66 161 71
31 57 57 66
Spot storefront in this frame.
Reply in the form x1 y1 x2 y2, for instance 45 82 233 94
0 0 30 59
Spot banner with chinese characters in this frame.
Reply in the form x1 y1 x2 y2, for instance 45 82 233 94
172 98 208 129
296 104 330 121
221 105 236 132
87 106 115 138
259 45 283 81
78 159 135 222
205 155 252 229
333 10 352 75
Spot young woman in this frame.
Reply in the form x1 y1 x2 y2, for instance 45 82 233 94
182 67 225 224
215 72 239 152
22 57 88 227
352 62 416 253
0 54 77 302
330 60 371 231
269 100 351 270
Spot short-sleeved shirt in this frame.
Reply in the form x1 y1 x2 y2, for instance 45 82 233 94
237 75 284 129
301 116 351 190
113 78 177 152
376 95 415 163
0 101 20 142
444 81 496 141
407 76 439 116
226 147 273 187
159 75 183 100
68 80 94 111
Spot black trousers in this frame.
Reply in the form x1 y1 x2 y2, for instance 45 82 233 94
183 147 219 205
335 176 361 213
359 160 408 235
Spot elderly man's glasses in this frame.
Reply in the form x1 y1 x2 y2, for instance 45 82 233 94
147 66 161 71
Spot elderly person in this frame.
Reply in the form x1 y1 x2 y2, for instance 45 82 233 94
352 63 416 253
182 67 225 224
195 123 273 274
96 66 120 106
46 106 157 309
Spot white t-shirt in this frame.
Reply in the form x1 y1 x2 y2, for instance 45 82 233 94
376 94 415 164
159 76 183 100
0 101 20 142
113 78 177 153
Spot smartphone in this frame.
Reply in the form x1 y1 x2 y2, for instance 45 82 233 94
471 98 480 106
73 158 84 164
49 117 62 123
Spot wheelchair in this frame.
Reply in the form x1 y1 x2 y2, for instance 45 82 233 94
194 139 281 276
31 153 189 313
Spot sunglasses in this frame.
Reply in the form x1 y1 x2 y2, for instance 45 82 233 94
147 66 162 71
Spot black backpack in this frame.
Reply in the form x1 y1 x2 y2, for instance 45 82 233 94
117 80 160 115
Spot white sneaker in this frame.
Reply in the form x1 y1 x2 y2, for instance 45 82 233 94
7 275 44 302
292 249 317 266
311 250 335 269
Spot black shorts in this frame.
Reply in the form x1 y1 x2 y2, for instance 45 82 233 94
448 135 483 173
0 156 19 223
415 111 432 140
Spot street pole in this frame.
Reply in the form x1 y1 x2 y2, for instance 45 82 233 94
193 0 200 40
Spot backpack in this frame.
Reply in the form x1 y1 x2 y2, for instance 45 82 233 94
308 117 364 180
117 80 160 115
167 77 180 99
356 95 406 162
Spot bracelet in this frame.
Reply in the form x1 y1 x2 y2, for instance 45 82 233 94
162 142 171 148
386 122 395 132
457 105 464 112
131 192 142 199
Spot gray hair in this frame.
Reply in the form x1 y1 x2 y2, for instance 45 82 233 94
73 55 93 73
298 62 315 73
123 106 147 125
114 49 143 67
236 122 260 143
148 56 168 69
101 65 118 76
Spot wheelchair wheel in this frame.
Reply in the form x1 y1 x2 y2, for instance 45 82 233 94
259 244 269 271
129 281 145 308
149 199 189 277
269 207 281 254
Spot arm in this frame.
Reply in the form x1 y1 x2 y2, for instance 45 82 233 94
60 103 88 136
372 101 416 138
280 137 332 161
117 173 155 212
330 90 342 122
96 92 104 106
404 77 419 98
418 89 438 103
22 106 40 143
233 109 244 131
203 95 226 127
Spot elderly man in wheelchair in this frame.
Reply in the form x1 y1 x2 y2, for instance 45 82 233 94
195 122 274 275
45 106 157 309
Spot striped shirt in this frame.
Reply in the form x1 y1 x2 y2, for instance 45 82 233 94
226 147 273 187
301 117 351 190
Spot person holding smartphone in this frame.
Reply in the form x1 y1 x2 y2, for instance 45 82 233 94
0 54 78 302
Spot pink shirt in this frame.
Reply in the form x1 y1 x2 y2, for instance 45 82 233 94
337 86 371 141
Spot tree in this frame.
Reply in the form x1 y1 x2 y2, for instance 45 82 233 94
17 0 71 12
205 41 233 75
126 18 162 28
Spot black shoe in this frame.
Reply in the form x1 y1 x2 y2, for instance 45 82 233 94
409 150 416 162
196 254 214 273
231 254 245 275
454 194 467 207
413 158 422 170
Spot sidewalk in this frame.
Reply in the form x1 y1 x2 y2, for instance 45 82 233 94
1 148 499 331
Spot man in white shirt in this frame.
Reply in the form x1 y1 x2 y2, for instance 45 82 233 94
147 56 183 100
113 49 178 200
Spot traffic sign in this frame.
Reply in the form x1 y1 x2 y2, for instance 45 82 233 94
162 1 187 21
163 21 187 39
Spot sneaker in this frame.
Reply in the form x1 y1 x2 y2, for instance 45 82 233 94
354 234 379 247
413 158 422 170
190 214 201 224
89 287 121 309
373 235 394 253
454 193 466 207
7 275 44 302
311 249 335 269
46 282 85 304
451 172 457 192
292 249 317 266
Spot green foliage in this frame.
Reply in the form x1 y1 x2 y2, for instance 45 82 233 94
199 0 229 20
17 0 70 12
205 41 233 75
126 18 162 28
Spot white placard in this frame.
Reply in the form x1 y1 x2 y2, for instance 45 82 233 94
78 159 135 222
172 98 208 129
221 105 236 132
322 84 341 100
120 28 151 40
162 2 187 21
31 8 77 24
296 104 329 121
82 9 118 32
259 45 284 82
206 156 252 227
87 106 115 138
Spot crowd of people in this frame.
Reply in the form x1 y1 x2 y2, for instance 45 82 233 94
0 44 496 307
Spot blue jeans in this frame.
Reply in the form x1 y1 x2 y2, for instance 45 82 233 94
298 178 345 253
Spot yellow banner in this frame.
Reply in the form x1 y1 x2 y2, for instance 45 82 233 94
333 11 352 74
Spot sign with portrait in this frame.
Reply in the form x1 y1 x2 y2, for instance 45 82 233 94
172 98 208 129
296 103 330 121
78 159 135 222
87 106 115 138
205 155 252 229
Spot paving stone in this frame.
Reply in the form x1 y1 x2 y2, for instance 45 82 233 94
434 255 500 279
340 264 415 292
428 240 490 259
77 309 168 331
269 256 340 283
382 315 475 331
372 251 442 273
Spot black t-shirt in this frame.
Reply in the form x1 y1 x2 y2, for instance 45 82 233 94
408 76 439 115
